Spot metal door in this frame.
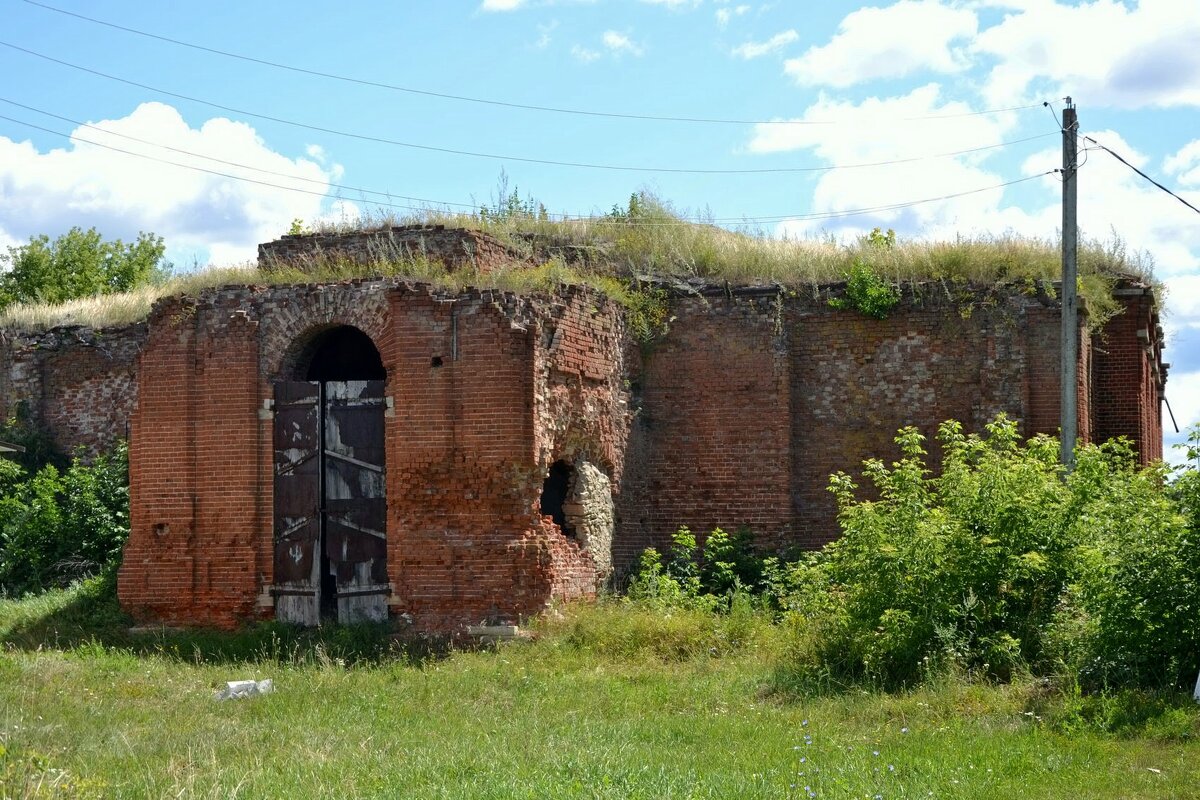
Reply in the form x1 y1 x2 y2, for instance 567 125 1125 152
324 380 388 623
273 381 322 625
273 380 387 625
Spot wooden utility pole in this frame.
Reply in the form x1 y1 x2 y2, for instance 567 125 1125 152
1060 99 1079 468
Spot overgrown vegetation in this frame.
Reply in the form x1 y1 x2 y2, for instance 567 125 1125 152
2 583 1199 799
827 228 902 318
0 419 128 597
626 418 1200 697
0 190 1155 333
0 227 169 312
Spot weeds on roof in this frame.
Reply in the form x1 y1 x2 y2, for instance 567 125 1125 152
0 191 1156 333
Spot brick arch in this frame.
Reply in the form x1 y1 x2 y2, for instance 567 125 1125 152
257 282 394 382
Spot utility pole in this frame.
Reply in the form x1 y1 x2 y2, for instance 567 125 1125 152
1060 98 1079 469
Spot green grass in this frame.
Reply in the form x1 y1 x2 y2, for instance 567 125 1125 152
0 195 1155 333
2 579 1199 798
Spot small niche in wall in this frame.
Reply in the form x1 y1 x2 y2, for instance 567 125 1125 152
539 460 576 537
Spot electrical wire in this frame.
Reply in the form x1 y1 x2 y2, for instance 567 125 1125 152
0 96 1058 190
0 42 1056 175
20 0 1045 127
1082 134 1200 217
0 111 1053 226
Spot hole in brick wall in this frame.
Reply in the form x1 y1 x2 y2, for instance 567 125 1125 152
431 356 444 368
299 326 385 381
540 460 576 537
153 523 169 536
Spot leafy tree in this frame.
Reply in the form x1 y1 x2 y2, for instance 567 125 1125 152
0 227 169 309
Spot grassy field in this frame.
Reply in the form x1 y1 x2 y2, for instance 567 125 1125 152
2 577 1198 799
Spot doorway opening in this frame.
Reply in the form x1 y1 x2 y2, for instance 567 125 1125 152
273 325 388 625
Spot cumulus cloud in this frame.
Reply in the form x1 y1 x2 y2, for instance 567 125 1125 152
0 102 338 266
570 44 601 62
480 0 527 10
731 29 798 59
1164 140 1200 186
972 0 1200 108
602 30 645 56
785 0 977 87
715 4 750 26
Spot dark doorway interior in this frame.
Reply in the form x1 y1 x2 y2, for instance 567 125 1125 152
540 460 575 537
303 326 386 382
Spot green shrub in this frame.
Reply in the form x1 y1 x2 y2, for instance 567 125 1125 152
777 417 1200 692
1053 438 1200 690
0 443 129 596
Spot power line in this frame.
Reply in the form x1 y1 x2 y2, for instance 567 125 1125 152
0 96 1058 192
1082 134 1200 217
0 111 1052 226
0 97 478 209
0 41 1054 175
20 0 1045 127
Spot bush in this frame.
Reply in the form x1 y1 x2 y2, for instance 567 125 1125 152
1053 435 1200 690
0 443 129 596
779 417 1200 691
627 525 776 612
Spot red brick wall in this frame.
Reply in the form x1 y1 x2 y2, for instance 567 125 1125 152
120 280 625 631
613 284 1121 570
1091 287 1164 463
617 290 793 567
0 323 145 456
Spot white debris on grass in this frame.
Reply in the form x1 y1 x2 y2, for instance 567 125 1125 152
213 679 274 701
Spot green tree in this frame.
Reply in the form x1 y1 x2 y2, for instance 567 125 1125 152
0 227 169 309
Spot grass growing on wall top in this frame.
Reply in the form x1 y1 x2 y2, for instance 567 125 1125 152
0 193 1155 331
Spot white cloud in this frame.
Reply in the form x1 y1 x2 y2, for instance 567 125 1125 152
640 0 702 8
785 0 977 88
0 102 337 266
570 44 601 62
1164 140 1200 186
732 29 798 59
535 21 558 48
480 0 527 10
1164 369 1200 450
972 0 1200 108
715 4 750 26
602 30 645 56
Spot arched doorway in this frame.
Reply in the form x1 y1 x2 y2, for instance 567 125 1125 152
273 325 388 625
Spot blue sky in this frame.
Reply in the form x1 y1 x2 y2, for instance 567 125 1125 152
0 0 1196 460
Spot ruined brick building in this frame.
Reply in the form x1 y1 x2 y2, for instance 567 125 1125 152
0 226 1167 631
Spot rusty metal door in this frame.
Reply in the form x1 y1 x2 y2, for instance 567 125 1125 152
273 381 322 626
323 380 388 623
273 380 387 625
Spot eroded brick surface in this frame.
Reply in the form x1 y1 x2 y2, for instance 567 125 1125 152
0 262 1166 632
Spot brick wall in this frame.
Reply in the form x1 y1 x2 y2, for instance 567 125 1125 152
258 225 523 275
0 323 145 456
1091 285 1166 463
6 268 1156 631
119 279 626 631
613 282 1113 571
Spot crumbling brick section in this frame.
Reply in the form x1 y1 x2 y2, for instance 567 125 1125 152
613 281 1156 572
0 323 145 456
1091 283 1166 463
257 225 525 275
119 279 627 631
